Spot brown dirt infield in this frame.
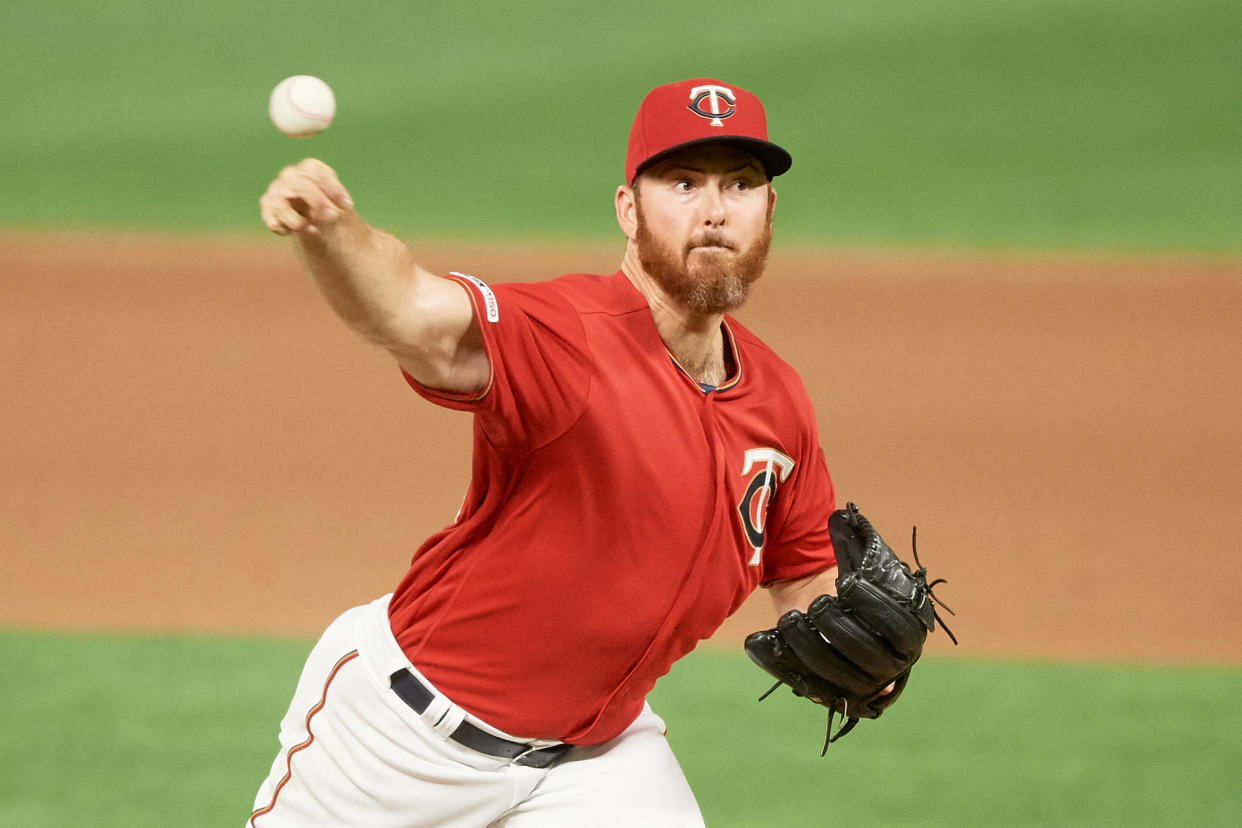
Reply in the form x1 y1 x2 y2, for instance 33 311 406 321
2 232 1240 665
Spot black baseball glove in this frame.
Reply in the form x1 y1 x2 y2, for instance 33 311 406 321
745 502 956 753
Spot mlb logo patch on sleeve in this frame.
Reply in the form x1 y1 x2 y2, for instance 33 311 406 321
451 272 500 323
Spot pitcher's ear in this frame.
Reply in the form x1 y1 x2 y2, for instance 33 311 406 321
616 184 639 241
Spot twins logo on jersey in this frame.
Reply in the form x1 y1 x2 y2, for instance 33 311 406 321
737 447 795 565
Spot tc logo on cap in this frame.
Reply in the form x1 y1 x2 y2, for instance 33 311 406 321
687 84 736 127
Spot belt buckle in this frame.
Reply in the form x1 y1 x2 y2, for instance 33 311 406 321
510 744 544 767
509 743 565 769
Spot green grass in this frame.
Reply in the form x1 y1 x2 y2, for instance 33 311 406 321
2 630 1239 826
1 0 1239 252
658 652 1242 827
0 630 310 827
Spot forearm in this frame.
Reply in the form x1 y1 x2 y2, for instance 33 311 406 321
292 212 424 349
260 159 486 393
767 565 837 617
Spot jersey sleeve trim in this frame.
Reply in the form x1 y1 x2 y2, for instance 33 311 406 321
401 367 493 404
400 273 496 407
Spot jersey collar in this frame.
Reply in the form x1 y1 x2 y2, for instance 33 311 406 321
667 318 743 395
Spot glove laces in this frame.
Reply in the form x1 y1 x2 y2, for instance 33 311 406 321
821 704 859 756
912 525 958 645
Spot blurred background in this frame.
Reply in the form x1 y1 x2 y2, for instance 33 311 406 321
2 1 1240 825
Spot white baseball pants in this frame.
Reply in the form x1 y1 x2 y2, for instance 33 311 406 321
247 595 705 827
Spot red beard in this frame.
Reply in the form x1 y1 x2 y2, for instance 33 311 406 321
635 203 772 315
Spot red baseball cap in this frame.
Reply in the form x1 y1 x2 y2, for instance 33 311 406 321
625 78 792 184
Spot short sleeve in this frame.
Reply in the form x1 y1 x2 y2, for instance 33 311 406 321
757 442 836 585
403 273 594 451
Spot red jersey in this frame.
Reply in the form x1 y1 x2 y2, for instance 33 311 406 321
390 271 836 744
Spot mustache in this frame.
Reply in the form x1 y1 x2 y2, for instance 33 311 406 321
686 232 735 251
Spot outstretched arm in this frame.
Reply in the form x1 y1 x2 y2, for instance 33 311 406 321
259 158 488 394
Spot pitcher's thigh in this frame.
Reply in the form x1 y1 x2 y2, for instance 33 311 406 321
248 608 519 828
494 708 704 828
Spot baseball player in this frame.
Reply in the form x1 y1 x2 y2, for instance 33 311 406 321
250 78 842 827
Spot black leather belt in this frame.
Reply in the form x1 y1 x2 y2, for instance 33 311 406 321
389 669 571 769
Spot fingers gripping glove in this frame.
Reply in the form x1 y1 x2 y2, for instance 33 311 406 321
744 502 956 754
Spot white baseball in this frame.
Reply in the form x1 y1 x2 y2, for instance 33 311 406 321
269 75 336 139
